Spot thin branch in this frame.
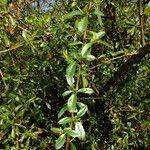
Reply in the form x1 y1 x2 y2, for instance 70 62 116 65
0 44 24 54
99 42 150 95
90 53 136 70
0 69 7 87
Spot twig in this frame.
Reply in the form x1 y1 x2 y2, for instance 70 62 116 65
90 53 136 70
0 44 24 54
0 69 6 87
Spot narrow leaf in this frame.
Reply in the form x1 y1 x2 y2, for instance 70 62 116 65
66 62 76 77
46 102 51 110
58 105 67 118
68 94 77 112
77 102 86 108
75 122 85 140
70 143 77 150
62 90 72 97
55 134 66 149
96 31 105 39
51 127 62 134
66 75 75 87
86 55 96 61
63 10 82 19
81 43 92 56
78 88 94 94
69 41 83 46
58 117 72 124
64 128 79 138
77 106 88 118
78 16 88 32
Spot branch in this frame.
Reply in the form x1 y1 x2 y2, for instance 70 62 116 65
100 42 150 95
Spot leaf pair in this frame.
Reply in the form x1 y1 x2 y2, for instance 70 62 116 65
54 122 85 149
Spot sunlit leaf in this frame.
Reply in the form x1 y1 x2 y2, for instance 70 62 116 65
78 16 88 32
75 122 85 140
77 105 88 118
68 94 77 112
78 88 94 94
62 90 72 97
81 43 92 56
46 102 51 110
51 127 62 134
69 41 83 46
64 128 79 137
66 61 76 77
77 102 86 108
66 75 75 87
86 55 96 61
58 117 72 124
55 134 66 149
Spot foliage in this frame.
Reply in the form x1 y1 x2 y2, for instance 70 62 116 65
0 0 150 149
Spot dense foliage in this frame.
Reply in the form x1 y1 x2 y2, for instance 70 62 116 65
0 0 150 149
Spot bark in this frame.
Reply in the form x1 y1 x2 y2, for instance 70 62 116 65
100 42 150 95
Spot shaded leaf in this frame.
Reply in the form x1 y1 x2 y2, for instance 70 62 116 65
63 10 82 19
70 143 77 150
58 105 68 118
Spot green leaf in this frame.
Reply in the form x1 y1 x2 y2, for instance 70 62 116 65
97 40 113 49
69 41 83 46
78 88 94 94
0 0 7 5
94 9 104 26
82 76 88 88
96 31 105 39
75 122 85 140
58 105 67 118
70 143 77 150
66 75 74 87
81 43 92 56
66 61 76 77
64 128 79 137
63 10 82 19
77 105 88 118
55 134 66 149
66 61 76 87
78 16 88 32
46 102 51 110
68 94 77 112
90 31 105 42
58 117 72 124
62 90 72 97
51 127 62 134
77 102 86 108
86 55 96 61
22 30 28 41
